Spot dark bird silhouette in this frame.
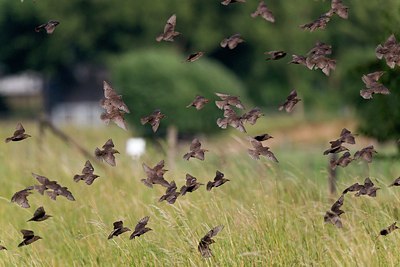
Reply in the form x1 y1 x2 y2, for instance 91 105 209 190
35 20 59 34
265 50 286 61
324 194 345 228
338 128 356 144
300 14 331 32
130 216 152 239
18 230 42 247
186 95 209 110
73 160 100 185
215 92 245 110
221 0 245 5
342 182 363 194
185 52 204 62
360 71 390 99
140 109 165 133
27 206 52 222
183 138 208 161
253 133 273 141
0 245 6 250
217 106 246 133
330 151 353 170
354 145 377 163
376 34 400 68
380 222 399 236
95 139 119 166
248 139 278 162
11 187 33 208
323 128 356 155
141 160 170 188
5 123 31 143
207 171 230 191
220 34 244 50
389 177 400 187
198 225 224 258
159 181 180 204
32 173 75 201
156 14 180 42
241 107 263 125
344 177 380 197
251 1 275 23
108 221 131 239
279 90 301 113
180 174 204 195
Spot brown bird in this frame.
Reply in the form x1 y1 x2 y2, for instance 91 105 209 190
18 230 42 247
130 216 152 239
215 92 245 110
108 221 131 239
207 171 230 191
241 107 263 125
389 177 400 187
186 95 209 110
354 145 377 163
380 222 399 236
300 13 331 32
35 20 59 34
100 109 128 131
140 109 165 133
221 0 245 5
289 55 307 66
95 139 119 166
101 81 130 113
360 71 390 99
328 0 349 19
251 1 275 23
27 206 52 222
0 245 6 250
141 160 170 188
342 182 363 194
323 128 355 155
216 106 246 133
185 52 204 62
265 50 286 61
324 194 345 228
156 14 180 42
338 128 356 144
376 34 400 68
253 133 273 141
220 34 244 50
330 151 353 170
345 177 380 197
198 225 224 258
32 173 75 201
5 123 31 143
73 160 100 185
11 187 33 208
180 174 204 196
159 181 180 204
248 139 278 162
279 90 301 113
183 138 208 161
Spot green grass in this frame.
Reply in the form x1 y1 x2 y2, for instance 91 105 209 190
0 121 399 266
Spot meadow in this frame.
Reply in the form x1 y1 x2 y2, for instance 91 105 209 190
0 118 399 267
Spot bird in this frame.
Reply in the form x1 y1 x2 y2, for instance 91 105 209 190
253 133 273 141
130 216 152 239
279 90 301 113
11 187 33 208
342 182 363 194
186 95 209 110
264 51 286 61
215 93 245 110
35 20 60 34
159 181 180 204
241 107 263 125
156 14 180 42
32 173 75 201
27 206 52 222
354 145 377 163
380 222 399 236
343 177 380 197
216 106 246 133
183 138 208 161
300 14 331 32
330 151 353 169
141 160 170 188
5 123 31 143
95 139 119 166
328 0 349 19
220 34 244 50
180 174 204 195
100 81 130 130
207 171 230 191
221 0 245 5
198 225 224 258
324 194 345 228
0 245 6 250
360 71 390 99
389 177 400 187
247 139 278 162
338 128 356 144
100 109 128 131
73 160 100 185
108 221 131 239
376 34 400 69
140 109 166 133
18 230 42 247
185 52 204 62
251 1 275 23
323 128 356 155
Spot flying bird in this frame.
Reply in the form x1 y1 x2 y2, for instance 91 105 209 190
100 81 130 130
216 106 247 133
221 0 245 5
185 52 204 62
360 71 390 99
95 139 119 166
207 171 230 191
380 222 399 236
344 177 380 197
186 95 209 110
328 0 349 19
0 245 6 250
279 90 301 113
330 151 353 170
11 187 33 208
220 34 244 50
140 109 165 133
32 173 75 201
376 34 400 68
108 221 131 239
156 14 180 42
141 160 170 188
300 14 331 32
241 107 263 125
264 50 286 61
389 177 400 187
18 230 42 247
159 181 180 204
130 216 152 239
253 133 273 141
27 206 52 222
247 139 278 162
215 92 245 110
323 128 356 155
183 138 208 161
35 20 59 34
251 1 275 23
73 160 100 185
180 174 204 196
354 145 377 163
198 225 224 258
324 194 345 228
5 123 31 143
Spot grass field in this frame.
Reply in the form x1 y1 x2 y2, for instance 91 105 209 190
0 119 399 266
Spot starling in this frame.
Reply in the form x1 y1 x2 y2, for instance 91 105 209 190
108 221 131 239
185 52 204 62
215 92 245 110
217 106 246 133
323 128 356 155
101 81 130 113
289 55 307 66
198 225 224 258
140 109 165 133
220 34 244 50
159 181 180 204
100 109 128 131
248 139 278 162
207 171 230 191
35 20 59 34
221 0 245 5
389 177 400 187
27 206 52 222
345 177 380 197
342 182 363 194
380 222 399 236
73 160 100 185
328 0 349 19
251 1 275 23
156 14 180 42
330 151 353 170
95 139 119 166
279 90 301 113
324 194 345 228
180 174 204 196
376 34 400 68
360 71 390 99
11 187 33 208
300 13 331 32
265 50 286 61
0 245 6 250
241 107 263 125
5 123 31 143
141 161 170 188
32 173 75 201
183 138 208 161
130 216 152 239
338 128 356 144
18 230 42 247
186 95 209 110
253 133 273 142
354 145 377 163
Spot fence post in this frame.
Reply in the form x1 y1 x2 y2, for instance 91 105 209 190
328 154 337 195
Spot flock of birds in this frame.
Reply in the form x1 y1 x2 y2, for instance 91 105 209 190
1 0 399 259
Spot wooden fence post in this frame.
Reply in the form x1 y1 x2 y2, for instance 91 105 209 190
328 154 337 195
